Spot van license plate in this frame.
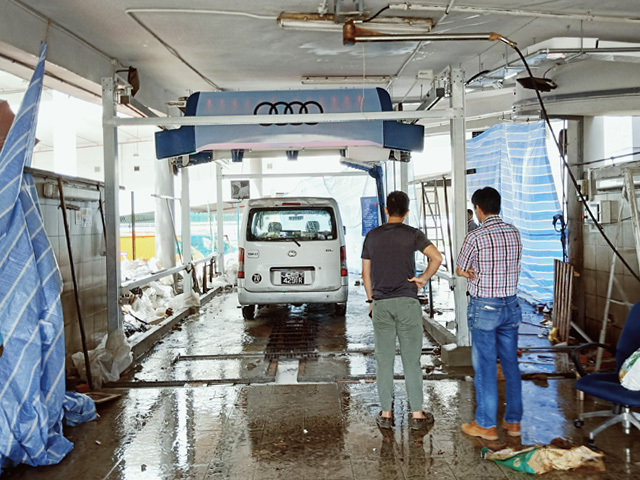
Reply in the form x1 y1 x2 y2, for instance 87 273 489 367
281 271 305 285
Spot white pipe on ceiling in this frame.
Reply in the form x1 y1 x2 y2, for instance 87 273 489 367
388 2 640 24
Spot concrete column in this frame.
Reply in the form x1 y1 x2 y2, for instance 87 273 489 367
181 162 192 293
216 163 225 275
249 157 263 197
584 117 605 163
632 117 640 150
53 91 77 176
400 161 409 195
155 158 176 270
566 119 585 327
450 68 470 347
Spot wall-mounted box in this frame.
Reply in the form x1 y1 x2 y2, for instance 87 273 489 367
585 200 618 224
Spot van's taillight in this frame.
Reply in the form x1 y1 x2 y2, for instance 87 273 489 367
238 247 245 279
340 246 348 277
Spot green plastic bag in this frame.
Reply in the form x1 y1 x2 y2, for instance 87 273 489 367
481 446 538 474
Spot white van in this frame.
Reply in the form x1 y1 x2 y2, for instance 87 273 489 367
237 197 348 319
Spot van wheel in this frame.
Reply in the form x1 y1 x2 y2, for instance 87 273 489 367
242 305 255 320
334 303 347 316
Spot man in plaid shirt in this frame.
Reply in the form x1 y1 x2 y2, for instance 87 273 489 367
456 187 523 441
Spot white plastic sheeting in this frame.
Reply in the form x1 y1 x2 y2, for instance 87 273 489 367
71 329 132 389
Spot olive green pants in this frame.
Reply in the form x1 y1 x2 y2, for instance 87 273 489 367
371 297 424 412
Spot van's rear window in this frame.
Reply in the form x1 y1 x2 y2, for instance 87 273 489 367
247 207 337 241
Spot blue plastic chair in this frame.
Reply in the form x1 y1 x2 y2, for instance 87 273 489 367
573 302 640 445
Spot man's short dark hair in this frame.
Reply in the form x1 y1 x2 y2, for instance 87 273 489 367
386 191 410 217
471 187 501 215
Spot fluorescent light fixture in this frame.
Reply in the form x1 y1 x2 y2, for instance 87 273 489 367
278 12 433 34
503 69 520 80
301 75 394 85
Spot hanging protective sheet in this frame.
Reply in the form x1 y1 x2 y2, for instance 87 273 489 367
0 42 74 472
466 121 562 304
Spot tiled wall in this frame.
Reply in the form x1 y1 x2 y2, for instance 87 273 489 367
33 174 108 368
581 170 640 345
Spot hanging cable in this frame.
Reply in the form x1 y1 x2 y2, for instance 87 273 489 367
363 5 390 23
512 46 640 284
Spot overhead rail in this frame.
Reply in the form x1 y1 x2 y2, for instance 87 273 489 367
110 108 456 128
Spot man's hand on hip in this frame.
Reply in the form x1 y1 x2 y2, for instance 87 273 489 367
408 275 428 290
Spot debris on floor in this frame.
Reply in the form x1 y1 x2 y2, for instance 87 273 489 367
482 438 605 475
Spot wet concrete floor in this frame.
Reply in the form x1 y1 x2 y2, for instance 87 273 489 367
5 280 640 479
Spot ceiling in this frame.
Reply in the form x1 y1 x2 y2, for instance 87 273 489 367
2 1 640 133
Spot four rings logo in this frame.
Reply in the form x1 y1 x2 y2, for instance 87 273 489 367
253 101 323 126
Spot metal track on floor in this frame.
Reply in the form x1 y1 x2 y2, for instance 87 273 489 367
264 317 319 360
103 371 576 389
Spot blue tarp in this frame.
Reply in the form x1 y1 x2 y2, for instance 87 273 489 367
466 121 563 304
62 393 97 427
0 42 74 473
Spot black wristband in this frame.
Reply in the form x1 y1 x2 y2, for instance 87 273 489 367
366 299 373 303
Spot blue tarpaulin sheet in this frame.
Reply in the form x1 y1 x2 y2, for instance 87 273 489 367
62 393 97 427
0 42 75 473
466 121 563 304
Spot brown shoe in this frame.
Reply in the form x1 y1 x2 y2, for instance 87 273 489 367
502 419 521 437
461 421 498 440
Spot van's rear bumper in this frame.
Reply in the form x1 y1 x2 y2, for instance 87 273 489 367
237 284 348 305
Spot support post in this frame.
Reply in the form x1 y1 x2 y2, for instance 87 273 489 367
400 161 409 195
566 119 585 327
216 163 225 276
181 161 192 293
102 77 122 332
155 159 176 271
450 68 470 347
131 191 136 260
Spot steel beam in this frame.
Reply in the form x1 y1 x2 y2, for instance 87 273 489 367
102 77 122 332
181 161 192 293
450 68 470 346
110 109 457 127
216 163 225 276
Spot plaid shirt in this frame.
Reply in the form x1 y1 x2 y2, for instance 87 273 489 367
456 215 522 298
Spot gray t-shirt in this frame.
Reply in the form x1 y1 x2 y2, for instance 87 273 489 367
361 223 432 300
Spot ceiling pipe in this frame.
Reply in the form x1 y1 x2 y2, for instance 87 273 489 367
343 20 516 47
388 3 640 24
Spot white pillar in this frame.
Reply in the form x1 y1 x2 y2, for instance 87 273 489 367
584 117 605 164
400 161 409 194
216 163 225 275
181 161 192 293
53 91 77 176
155 158 176 270
102 78 122 332
450 67 470 346
250 157 263 197
633 117 640 151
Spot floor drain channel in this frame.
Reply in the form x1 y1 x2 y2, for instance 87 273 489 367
265 318 318 360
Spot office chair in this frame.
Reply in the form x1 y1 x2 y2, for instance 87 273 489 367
573 302 640 447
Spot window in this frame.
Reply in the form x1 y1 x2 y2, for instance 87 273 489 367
248 207 336 241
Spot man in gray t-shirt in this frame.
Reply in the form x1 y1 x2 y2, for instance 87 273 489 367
361 191 442 430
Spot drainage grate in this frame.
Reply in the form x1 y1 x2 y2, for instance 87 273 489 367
265 318 318 360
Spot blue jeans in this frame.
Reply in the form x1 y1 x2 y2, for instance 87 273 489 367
468 295 523 428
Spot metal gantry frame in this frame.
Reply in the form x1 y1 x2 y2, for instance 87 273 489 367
101 69 470 346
